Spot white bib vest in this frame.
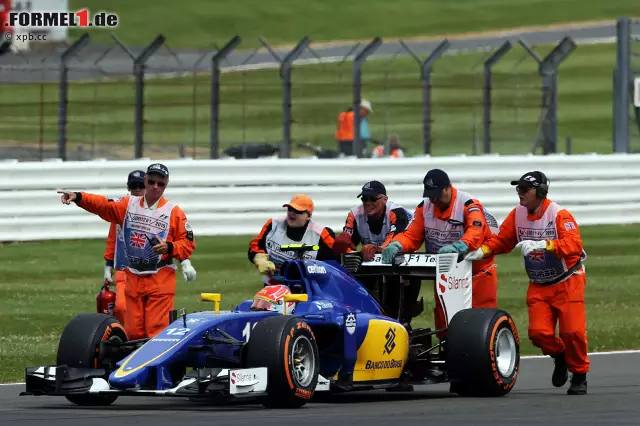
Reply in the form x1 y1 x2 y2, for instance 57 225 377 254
121 196 177 275
421 190 498 253
514 202 586 284
350 201 411 246
265 217 323 267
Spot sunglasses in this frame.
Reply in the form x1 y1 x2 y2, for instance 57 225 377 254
287 206 306 214
147 179 166 187
361 196 381 203
128 183 144 190
515 186 534 194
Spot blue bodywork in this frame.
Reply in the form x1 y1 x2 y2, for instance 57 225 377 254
108 259 399 390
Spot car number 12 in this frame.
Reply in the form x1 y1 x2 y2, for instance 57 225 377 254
165 327 190 336
242 322 258 342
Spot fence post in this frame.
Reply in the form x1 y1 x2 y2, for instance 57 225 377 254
353 37 382 158
613 17 631 153
482 41 512 154
280 37 310 159
420 40 449 155
112 34 166 159
539 36 576 155
57 32 90 161
519 37 575 155
210 35 242 159
399 39 449 155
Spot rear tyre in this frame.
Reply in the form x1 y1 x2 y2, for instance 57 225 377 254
57 313 128 406
446 308 520 397
244 315 319 408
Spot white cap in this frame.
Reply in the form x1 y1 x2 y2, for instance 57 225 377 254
360 99 373 112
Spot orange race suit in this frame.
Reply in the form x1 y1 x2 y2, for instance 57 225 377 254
339 202 421 323
75 192 196 340
341 201 411 249
104 222 127 324
249 217 338 285
482 198 589 374
391 187 498 332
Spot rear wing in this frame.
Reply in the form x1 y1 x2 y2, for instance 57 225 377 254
341 252 472 325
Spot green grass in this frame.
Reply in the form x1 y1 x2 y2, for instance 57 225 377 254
67 0 634 49
2 223 640 383
2 42 636 160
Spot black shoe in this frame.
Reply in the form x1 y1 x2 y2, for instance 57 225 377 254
567 373 587 395
552 352 569 387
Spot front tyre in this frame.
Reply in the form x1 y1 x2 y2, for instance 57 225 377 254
244 315 320 408
56 313 128 406
446 308 520 397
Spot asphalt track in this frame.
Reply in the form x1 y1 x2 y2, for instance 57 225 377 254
0 21 617 82
1 351 639 425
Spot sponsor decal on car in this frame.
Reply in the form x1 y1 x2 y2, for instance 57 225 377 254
345 313 356 335
365 359 403 370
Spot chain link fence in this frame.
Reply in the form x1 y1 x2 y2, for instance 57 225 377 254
0 30 591 161
629 18 640 153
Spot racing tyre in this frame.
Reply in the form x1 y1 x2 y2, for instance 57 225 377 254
244 315 319 408
56 313 128 406
446 308 520 397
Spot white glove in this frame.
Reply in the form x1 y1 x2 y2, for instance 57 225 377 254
181 259 197 282
103 265 114 284
516 240 548 257
465 248 485 261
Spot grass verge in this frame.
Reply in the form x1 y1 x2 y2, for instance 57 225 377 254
1 223 639 383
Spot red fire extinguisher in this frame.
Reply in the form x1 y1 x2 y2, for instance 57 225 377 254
96 280 116 316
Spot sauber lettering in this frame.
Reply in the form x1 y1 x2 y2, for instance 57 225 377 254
365 359 403 370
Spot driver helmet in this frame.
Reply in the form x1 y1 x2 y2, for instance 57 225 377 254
250 285 296 315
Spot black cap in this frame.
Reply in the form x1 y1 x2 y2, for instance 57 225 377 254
147 163 169 178
510 171 548 189
127 170 145 186
422 169 451 198
357 180 386 198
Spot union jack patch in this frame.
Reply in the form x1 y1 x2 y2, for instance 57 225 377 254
529 251 545 262
129 231 147 249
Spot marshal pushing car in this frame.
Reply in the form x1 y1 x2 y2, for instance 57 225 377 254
21 245 521 408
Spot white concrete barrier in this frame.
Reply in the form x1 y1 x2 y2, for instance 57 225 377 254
1 153 638 241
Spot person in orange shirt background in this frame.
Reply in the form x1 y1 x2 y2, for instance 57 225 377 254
103 170 146 325
466 171 589 395
381 169 500 332
371 135 405 158
334 99 374 156
58 163 197 340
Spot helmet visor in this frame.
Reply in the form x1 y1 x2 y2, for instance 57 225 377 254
251 298 274 311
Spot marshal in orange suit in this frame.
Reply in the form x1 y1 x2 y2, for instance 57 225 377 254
59 163 196 340
466 171 589 396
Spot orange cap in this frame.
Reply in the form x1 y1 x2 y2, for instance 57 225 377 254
283 194 314 214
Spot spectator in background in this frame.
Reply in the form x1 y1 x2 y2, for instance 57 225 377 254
334 99 374 156
371 135 405 158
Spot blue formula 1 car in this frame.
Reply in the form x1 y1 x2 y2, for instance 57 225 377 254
21 245 521 408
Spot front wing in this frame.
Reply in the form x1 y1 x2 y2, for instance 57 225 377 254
21 365 330 399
